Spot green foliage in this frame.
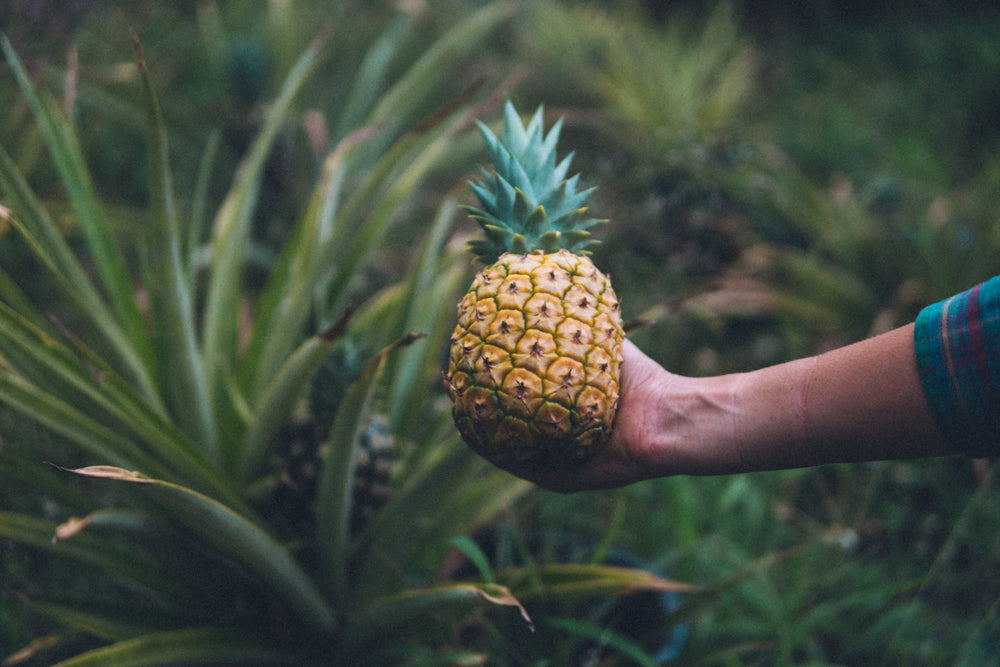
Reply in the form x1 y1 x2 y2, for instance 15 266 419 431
675 11 1000 363
512 2 1000 664
522 1 754 150
4 1 1000 665
0 5 690 665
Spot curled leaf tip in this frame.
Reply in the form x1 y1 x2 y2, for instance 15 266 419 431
475 584 534 632
130 29 148 74
49 463 153 484
52 515 92 543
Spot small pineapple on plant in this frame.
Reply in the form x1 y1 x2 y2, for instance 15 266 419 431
273 411 394 539
445 101 625 470
307 343 393 533
273 346 395 540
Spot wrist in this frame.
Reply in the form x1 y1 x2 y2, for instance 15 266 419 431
641 354 835 476
641 371 751 476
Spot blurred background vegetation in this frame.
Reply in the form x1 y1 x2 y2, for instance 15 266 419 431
2 0 998 664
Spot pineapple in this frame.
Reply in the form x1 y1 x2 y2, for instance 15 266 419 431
349 413 393 533
445 101 624 469
273 350 395 538
274 411 394 537
274 411 324 538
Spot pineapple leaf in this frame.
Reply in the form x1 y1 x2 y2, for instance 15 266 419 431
366 3 515 130
464 100 602 261
498 563 701 602
489 161 518 213
318 102 474 321
15 502 306 633
510 232 530 254
337 583 533 659
351 439 530 605
542 617 661 667
185 130 221 282
448 535 498 585
539 177 591 218
56 466 339 636
239 310 354 484
0 144 162 409
42 628 298 667
468 178 497 213
562 229 597 253
549 151 573 187
0 218 51 329
538 230 562 249
238 125 376 401
383 198 466 436
500 101 532 156
0 302 238 504
133 32 216 455
522 203 550 240
0 373 173 478
26 596 195 644
200 29 329 421
509 188 535 232
0 452 99 512
0 511 178 599
332 4 421 141
0 34 151 370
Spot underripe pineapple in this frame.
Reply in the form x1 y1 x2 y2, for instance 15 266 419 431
275 350 393 537
445 101 625 469
276 413 393 536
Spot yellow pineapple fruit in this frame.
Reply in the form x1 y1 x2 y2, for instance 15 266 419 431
445 101 624 469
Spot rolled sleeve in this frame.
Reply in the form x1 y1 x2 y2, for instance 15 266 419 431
914 275 1000 458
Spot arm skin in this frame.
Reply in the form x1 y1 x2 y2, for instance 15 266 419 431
511 324 953 493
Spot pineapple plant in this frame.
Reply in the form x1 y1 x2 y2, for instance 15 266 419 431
446 101 625 469
0 7 695 663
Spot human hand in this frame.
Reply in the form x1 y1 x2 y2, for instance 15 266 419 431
494 322 957 492
499 339 709 492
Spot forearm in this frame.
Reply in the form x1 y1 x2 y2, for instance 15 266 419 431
700 324 952 473
520 325 956 491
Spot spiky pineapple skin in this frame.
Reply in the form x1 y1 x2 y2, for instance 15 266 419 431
446 249 624 469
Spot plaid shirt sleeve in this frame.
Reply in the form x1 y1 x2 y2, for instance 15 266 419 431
914 275 1000 458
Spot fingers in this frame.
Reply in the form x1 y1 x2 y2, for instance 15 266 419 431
498 339 672 492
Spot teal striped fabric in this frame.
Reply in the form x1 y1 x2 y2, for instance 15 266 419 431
914 275 1000 458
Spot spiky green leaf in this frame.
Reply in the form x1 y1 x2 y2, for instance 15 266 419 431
48 628 298 667
56 466 338 636
464 100 603 263
134 33 216 455
337 583 532 660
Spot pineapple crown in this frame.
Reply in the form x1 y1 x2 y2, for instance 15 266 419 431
463 100 605 264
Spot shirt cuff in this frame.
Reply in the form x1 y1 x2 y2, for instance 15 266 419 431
913 276 1000 458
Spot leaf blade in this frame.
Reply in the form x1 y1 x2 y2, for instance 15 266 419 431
133 33 216 455
49 628 298 667
58 466 338 636
200 29 329 426
0 33 152 375
337 582 532 660
238 312 352 483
